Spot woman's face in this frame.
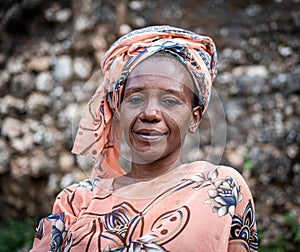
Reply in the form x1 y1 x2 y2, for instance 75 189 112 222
120 55 201 164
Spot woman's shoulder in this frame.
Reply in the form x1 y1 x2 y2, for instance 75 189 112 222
57 178 100 197
189 160 247 182
52 178 113 216
56 178 107 204
189 160 254 198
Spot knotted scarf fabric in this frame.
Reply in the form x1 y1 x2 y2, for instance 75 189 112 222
72 25 218 178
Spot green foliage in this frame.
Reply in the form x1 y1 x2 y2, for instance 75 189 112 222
283 214 300 244
0 218 35 252
258 214 300 252
243 153 254 171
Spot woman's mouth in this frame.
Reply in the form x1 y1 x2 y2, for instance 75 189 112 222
133 129 167 141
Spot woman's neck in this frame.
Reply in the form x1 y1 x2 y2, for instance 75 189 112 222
112 151 184 191
128 152 182 180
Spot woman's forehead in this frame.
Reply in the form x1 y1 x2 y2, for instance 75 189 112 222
128 55 193 86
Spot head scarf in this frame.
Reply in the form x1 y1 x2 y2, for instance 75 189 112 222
72 25 217 178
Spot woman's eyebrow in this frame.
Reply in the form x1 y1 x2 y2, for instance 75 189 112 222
123 87 144 95
124 87 187 101
160 89 187 102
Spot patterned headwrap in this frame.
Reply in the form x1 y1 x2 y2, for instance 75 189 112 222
72 25 217 178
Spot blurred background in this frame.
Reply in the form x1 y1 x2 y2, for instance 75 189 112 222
0 0 299 251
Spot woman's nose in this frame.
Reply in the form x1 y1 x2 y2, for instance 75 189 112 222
139 108 162 122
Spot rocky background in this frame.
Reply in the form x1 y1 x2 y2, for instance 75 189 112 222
0 0 299 251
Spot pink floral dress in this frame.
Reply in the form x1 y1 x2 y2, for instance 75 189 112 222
31 161 258 251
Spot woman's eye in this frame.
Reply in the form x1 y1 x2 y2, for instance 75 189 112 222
161 97 181 106
126 95 144 105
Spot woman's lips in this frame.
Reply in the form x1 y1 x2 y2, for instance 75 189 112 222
133 129 167 141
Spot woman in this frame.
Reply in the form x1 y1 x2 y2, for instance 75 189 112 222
31 25 258 251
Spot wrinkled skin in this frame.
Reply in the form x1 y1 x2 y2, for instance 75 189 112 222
119 55 202 180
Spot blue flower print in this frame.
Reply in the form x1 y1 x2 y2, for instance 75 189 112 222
205 176 243 217
230 200 258 251
48 212 66 252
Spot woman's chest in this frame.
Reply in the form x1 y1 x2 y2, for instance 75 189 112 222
67 188 231 251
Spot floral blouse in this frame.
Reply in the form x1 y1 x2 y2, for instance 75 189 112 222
31 161 258 251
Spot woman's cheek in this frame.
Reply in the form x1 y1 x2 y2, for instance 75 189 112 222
120 110 138 137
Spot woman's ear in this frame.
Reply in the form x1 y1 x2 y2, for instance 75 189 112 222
189 106 202 133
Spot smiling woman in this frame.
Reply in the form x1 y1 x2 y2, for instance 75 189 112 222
30 25 258 252
120 54 199 171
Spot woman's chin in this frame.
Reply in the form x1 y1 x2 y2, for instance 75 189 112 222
130 148 166 164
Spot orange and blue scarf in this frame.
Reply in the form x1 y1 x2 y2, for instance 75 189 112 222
72 25 218 178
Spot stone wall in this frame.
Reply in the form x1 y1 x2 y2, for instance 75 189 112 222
0 0 299 250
